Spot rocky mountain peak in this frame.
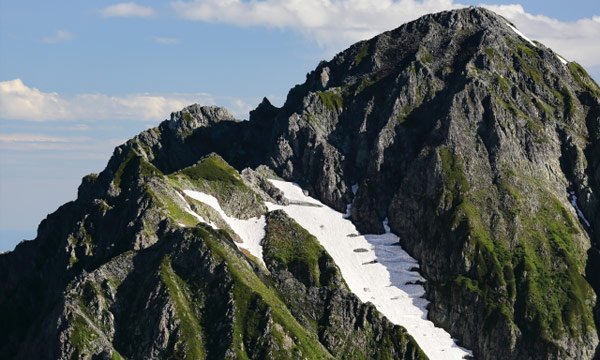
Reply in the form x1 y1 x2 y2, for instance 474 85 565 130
2 6 600 360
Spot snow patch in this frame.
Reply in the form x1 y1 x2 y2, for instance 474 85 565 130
183 190 266 266
344 203 352 219
344 184 359 219
557 54 568 65
569 191 591 227
175 191 214 227
266 180 472 360
506 22 536 47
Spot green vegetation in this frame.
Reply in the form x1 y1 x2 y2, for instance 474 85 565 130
515 43 536 58
439 148 518 329
201 227 333 359
439 146 595 342
180 154 243 186
561 86 576 117
160 256 205 359
263 211 340 288
317 90 343 112
113 150 162 190
169 154 265 219
355 76 378 94
419 48 433 64
511 43 543 84
512 194 593 338
483 47 499 59
183 112 194 122
395 103 416 124
146 187 198 227
305 113 326 132
568 61 600 97
71 314 100 355
439 147 469 205
495 75 510 93
353 42 370 66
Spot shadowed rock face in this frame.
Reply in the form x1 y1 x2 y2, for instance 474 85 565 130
2 6 600 360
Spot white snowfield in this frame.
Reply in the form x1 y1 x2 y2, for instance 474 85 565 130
266 180 473 360
181 190 267 267
177 182 472 358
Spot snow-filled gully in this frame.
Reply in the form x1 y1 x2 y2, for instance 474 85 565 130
180 181 472 359
181 190 267 267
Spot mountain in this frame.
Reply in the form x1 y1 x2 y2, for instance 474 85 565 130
2 6 600 360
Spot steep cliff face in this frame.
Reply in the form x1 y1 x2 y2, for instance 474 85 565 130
259 7 600 358
2 6 600 360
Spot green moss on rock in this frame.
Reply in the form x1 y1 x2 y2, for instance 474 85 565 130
201 228 333 359
263 211 342 289
439 146 595 346
353 42 370 66
169 154 265 219
317 90 343 112
159 256 205 359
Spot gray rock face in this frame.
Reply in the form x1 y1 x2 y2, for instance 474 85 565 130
254 7 600 359
2 6 600 360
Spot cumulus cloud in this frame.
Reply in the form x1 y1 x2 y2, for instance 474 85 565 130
170 0 600 69
0 79 215 121
41 29 74 44
100 2 155 18
483 4 600 68
171 0 465 49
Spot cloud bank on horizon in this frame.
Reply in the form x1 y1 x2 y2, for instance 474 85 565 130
0 79 215 121
172 0 600 69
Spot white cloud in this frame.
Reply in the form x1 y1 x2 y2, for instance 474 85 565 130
100 2 155 18
152 36 179 44
170 0 600 69
171 0 466 49
229 98 254 118
483 4 600 68
41 29 74 44
0 79 215 121
0 134 88 143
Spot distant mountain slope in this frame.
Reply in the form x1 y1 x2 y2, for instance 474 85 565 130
2 6 600 360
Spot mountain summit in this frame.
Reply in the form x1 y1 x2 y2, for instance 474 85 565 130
2 7 600 360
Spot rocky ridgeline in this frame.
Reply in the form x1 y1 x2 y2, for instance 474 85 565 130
2 6 600 360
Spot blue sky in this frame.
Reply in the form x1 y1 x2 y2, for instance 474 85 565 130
1 0 599 251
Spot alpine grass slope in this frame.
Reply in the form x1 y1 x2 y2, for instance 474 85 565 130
2 6 600 360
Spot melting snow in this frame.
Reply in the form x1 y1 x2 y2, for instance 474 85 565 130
182 190 266 266
506 22 536 47
569 191 591 228
266 180 472 360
